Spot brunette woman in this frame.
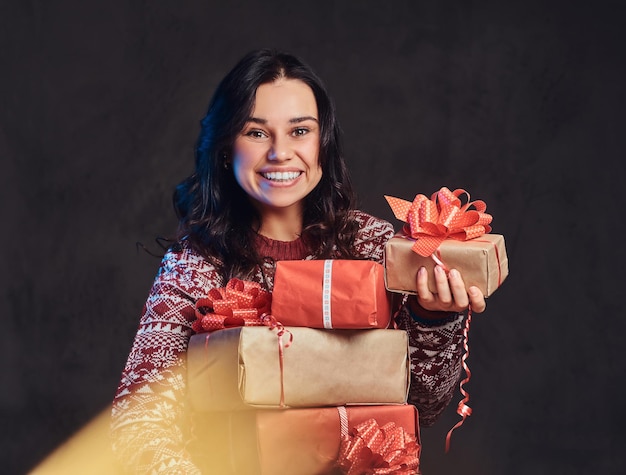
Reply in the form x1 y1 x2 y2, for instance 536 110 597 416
111 48 486 474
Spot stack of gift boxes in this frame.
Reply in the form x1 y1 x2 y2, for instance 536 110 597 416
186 188 509 474
186 259 421 475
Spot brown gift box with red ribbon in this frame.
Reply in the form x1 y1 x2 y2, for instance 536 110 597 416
384 232 508 297
187 326 410 412
384 187 509 297
271 259 392 329
189 404 421 475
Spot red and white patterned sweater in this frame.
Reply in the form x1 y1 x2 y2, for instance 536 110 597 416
111 211 465 474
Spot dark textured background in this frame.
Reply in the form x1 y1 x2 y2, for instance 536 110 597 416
2 1 625 474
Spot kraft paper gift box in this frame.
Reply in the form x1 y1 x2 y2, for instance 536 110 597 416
187 326 409 412
384 233 509 297
384 188 509 298
189 404 421 475
271 259 392 329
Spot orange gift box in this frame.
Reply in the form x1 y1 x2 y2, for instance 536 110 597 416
271 259 392 329
189 404 421 475
187 326 409 412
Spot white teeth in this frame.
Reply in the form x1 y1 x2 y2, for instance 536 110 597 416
261 171 302 181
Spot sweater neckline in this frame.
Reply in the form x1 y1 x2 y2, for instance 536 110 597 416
252 232 310 261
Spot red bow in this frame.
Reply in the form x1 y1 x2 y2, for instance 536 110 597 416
337 419 420 475
193 278 271 333
385 187 492 257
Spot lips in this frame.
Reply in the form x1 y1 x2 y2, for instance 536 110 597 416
260 171 303 182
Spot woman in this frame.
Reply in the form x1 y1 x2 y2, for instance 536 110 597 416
111 48 486 474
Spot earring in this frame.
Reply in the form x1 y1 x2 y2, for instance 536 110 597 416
222 152 230 170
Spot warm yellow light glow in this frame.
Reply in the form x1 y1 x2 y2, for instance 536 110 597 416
28 405 122 475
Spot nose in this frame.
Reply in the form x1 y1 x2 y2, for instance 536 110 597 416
268 136 293 161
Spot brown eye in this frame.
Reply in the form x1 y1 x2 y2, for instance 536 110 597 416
245 129 267 139
292 127 309 137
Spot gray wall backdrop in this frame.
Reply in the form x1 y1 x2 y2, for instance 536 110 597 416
1 1 624 474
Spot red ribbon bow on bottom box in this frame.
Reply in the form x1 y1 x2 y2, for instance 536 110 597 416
337 417 420 475
337 407 421 475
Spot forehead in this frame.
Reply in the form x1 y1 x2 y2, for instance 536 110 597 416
252 78 318 118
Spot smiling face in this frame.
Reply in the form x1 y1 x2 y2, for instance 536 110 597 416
232 78 322 220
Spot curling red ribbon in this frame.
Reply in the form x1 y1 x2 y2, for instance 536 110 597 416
261 314 293 407
445 307 473 452
337 418 420 475
193 278 271 333
385 187 493 258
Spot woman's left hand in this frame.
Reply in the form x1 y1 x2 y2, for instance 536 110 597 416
414 265 486 314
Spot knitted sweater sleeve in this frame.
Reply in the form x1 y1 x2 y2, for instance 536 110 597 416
110 246 223 474
351 211 465 427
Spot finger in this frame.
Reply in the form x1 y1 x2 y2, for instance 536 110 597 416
468 286 487 313
433 265 453 307
448 269 469 309
415 266 436 308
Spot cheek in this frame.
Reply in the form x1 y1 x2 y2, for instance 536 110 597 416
231 153 252 190
232 160 255 192
306 142 321 169
306 147 322 182
232 144 256 172
311 159 323 186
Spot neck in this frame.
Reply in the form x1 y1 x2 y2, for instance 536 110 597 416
256 205 303 242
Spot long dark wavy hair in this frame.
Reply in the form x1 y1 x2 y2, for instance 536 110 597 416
173 49 359 280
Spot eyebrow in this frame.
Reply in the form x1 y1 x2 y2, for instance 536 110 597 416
247 116 319 124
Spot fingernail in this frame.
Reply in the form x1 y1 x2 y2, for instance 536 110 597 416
469 286 479 296
450 269 460 279
418 267 426 276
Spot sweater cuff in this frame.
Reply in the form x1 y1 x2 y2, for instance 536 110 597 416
406 305 460 326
